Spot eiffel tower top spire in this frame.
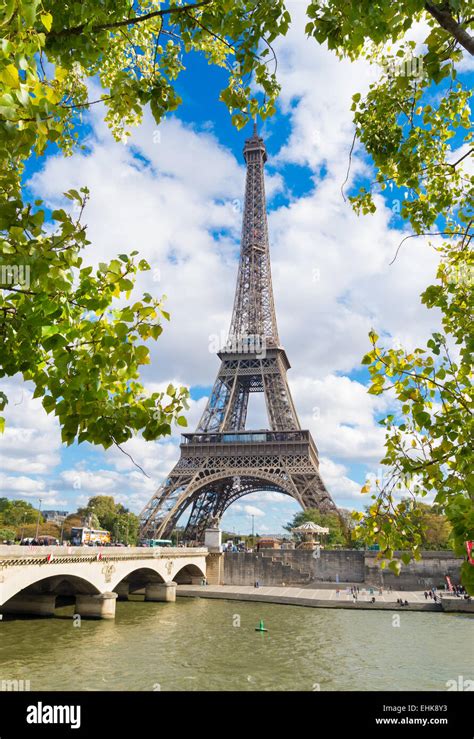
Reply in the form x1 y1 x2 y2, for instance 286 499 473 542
227 122 279 347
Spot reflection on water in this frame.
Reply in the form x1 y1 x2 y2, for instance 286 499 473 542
0 597 472 691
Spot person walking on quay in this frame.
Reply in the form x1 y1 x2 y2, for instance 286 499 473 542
424 591 428 600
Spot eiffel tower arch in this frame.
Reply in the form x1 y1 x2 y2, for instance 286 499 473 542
140 125 337 542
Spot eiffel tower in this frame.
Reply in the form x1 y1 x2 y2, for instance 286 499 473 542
140 124 337 541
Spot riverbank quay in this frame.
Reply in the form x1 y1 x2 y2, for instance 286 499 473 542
177 584 474 613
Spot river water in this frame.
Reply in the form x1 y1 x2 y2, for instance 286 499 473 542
1 597 472 691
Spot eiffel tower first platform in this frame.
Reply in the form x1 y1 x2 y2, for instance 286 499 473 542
140 125 337 541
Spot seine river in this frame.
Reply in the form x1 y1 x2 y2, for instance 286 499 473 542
1 597 472 691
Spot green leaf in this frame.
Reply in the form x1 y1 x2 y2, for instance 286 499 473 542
0 64 19 88
40 11 53 32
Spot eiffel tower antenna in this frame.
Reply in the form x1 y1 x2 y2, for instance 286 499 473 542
140 129 337 541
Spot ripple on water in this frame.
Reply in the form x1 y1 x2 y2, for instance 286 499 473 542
0 599 472 691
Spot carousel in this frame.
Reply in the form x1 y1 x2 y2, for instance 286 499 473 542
292 521 329 550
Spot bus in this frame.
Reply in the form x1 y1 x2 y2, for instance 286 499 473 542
70 528 111 546
139 538 173 548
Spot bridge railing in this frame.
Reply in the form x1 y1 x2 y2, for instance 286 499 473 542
0 546 208 566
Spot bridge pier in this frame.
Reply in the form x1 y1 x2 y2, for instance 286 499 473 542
206 552 224 585
145 581 177 602
0 593 57 617
114 582 130 601
75 592 118 620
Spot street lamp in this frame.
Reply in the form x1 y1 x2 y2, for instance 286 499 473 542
20 512 27 542
35 498 42 541
59 517 66 545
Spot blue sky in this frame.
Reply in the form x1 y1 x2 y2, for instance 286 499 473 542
1 2 472 536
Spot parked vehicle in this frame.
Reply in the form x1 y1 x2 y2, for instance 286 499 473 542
70 527 111 546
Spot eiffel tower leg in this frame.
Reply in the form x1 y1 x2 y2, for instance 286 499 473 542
289 471 337 512
263 368 300 430
139 464 201 539
141 466 235 541
196 375 232 433
222 381 249 430
182 484 229 541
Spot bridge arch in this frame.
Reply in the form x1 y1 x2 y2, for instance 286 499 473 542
1 567 104 604
112 566 166 595
174 563 206 584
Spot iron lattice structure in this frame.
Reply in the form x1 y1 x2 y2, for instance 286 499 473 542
140 126 337 541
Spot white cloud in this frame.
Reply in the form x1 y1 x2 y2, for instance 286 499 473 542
319 457 362 502
290 374 390 463
243 505 266 518
0 377 61 476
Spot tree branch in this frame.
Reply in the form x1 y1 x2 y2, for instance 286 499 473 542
425 2 474 55
112 438 150 478
390 229 469 265
47 0 214 41
184 8 235 50
447 147 473 169
371 342 473 416
341 130 356 202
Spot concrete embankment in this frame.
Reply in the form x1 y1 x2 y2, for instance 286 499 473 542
221 550 464 590
177 585 474 613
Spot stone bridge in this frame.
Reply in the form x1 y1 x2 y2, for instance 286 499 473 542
0 545 210 619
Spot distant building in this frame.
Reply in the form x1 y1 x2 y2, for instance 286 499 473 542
256 537 281 550
42 510 69 524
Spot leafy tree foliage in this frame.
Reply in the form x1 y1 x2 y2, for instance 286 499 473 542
113 510 140 546
61 513 82 539
19 520 60 538
305 0 473 589
2 0 297 444
0 526 17 541
0 497 41 525
77 495 117 530
418 503 452 550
